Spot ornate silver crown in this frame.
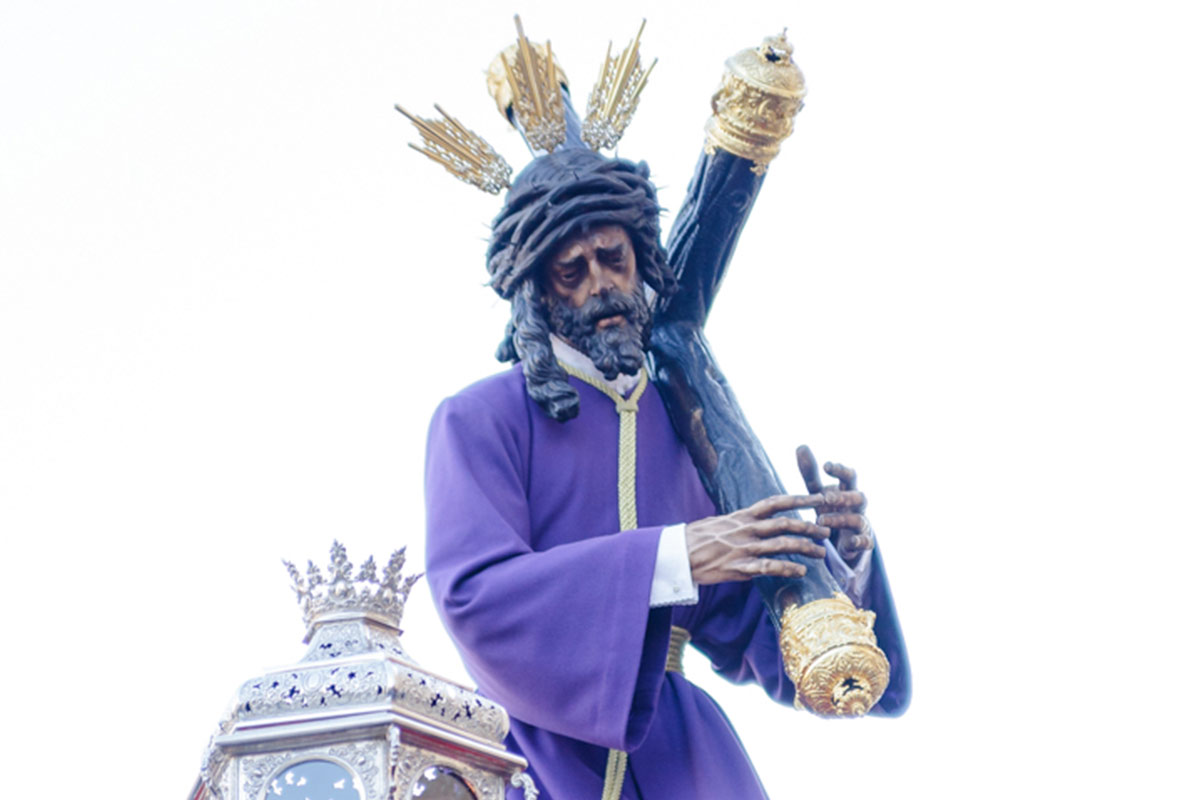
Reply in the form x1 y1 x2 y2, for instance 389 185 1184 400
195 543 530 800
283 541 422 632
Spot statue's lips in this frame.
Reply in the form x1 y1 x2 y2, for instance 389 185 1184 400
596 314 625 329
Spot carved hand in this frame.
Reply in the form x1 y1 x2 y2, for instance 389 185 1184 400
684 493 829 584
795 445 874 566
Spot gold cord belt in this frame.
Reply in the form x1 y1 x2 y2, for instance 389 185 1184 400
666 626 689 675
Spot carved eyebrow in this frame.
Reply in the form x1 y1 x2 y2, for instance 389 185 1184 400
554 255 586 272
597 244 626 260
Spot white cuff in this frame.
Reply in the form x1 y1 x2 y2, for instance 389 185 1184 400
825 544 873 608
650 523 698 607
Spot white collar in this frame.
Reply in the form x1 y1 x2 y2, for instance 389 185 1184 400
551 334 643 398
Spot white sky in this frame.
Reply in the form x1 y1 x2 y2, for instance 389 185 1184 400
2 1 1197 797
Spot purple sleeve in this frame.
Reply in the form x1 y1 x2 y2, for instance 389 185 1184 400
681 581 796 705
424 394 672 751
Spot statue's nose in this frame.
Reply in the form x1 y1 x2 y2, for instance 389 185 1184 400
586 259 614 295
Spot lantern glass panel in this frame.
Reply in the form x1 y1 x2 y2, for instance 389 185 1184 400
412 766 477 799
264 759 361 799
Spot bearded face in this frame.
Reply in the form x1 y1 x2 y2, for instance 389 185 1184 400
540 224 652 380
547 285 652 380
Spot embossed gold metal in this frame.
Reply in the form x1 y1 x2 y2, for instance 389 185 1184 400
485 15 567 153
704 31 807 174
394 103 513 194
582 19 657 151
778 592 890 717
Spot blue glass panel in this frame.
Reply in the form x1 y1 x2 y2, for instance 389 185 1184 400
411 766 477 799
264 759 362 800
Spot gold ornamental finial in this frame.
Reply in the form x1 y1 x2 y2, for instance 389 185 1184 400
582 19 657 151
489 15 567 153
704 30 807 174
394 103 513 194
778 593 890 717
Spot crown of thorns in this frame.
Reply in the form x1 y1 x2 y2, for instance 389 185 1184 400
395 16 665 298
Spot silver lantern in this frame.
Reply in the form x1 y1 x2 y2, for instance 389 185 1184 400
189 541 537 800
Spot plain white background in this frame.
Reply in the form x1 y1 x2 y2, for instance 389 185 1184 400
2 1 1197 797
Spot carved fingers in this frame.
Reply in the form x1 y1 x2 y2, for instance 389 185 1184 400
739 557 808 580
685 494 830 585
796 445 874 564
750 532 828 558
748 515 830 546
814 490 866 511
823 461 857 491
795 445 824 494
744 492 826 517
818 511 874 560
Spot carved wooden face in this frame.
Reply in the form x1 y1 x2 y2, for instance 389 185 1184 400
542 224 639 321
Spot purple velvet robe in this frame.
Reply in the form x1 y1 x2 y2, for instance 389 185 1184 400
425 366 797 799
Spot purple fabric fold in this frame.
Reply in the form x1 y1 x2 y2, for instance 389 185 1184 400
424 366 787 799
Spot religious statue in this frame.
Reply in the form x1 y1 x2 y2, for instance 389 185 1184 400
401 18 910 800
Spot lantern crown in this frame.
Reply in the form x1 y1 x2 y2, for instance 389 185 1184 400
283 541 422 634
194 543 529 800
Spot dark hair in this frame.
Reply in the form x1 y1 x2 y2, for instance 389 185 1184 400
494 280 581 420
490 149 676 421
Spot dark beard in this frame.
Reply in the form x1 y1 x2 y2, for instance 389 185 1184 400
548 288 652 381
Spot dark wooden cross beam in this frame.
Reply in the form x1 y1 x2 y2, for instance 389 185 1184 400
648 149 909 712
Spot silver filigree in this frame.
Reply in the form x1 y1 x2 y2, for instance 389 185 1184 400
238 661 390 720
512 771 540 799
283 541 422 632
198 704 237 800
301 619 411 662
235 658 508 743
195 541 531 800
387 726 405 791
394 666 509 742
240 743 383 800
393 745 506 800
327 742 383 799
241 752 290 800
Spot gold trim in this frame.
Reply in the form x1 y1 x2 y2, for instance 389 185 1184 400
703 31 807 174
582 20 657 151
779 593 890 717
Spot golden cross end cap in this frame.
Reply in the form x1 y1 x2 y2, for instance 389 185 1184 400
704 30 807 174
778 593 891 717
